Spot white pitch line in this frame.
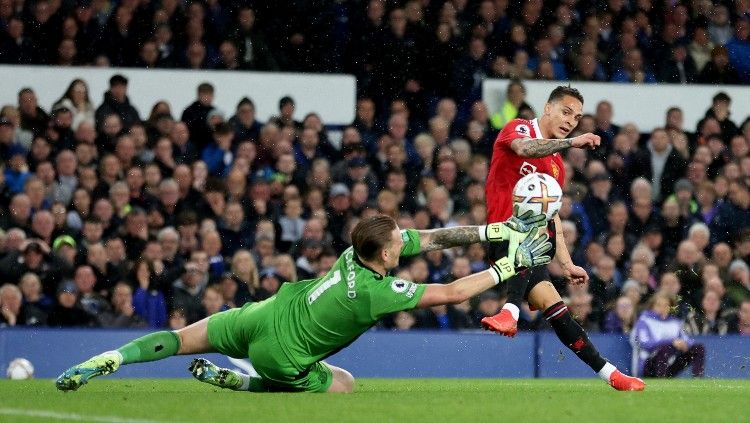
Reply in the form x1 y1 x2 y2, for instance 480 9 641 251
0 407 180 423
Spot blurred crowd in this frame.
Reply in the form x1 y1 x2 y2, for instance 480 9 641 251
1 0 749 119
0 0 748 338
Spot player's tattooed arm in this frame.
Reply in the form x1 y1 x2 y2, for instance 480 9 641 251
418 226 482 252
510 137 574 158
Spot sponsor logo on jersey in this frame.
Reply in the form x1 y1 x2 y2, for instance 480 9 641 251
515 124 530 136
391 279 409 293
520 161 537 176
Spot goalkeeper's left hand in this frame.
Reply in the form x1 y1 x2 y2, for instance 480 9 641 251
489 228 553 282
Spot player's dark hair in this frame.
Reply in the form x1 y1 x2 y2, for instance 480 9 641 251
351 215 397 262
547 85 584 105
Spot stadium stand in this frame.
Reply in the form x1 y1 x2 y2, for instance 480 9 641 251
0 0 748 351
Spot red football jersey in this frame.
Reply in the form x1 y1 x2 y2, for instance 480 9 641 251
486 118 566 223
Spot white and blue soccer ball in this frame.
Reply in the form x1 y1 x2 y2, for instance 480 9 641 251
512 172 563 221
6 358 34 380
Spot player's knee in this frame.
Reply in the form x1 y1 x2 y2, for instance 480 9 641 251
333 367 355 393
529 281 561 310
340 368 355 393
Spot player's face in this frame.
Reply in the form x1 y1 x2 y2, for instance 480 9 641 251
382 227 403 270
544 95 583 139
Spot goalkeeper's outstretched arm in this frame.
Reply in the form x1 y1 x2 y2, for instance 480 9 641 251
416 229 552 308
417 208 547 252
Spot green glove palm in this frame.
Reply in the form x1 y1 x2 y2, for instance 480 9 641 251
490 228 553 282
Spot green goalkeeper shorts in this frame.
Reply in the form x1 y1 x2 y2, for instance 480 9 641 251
207 299 333 393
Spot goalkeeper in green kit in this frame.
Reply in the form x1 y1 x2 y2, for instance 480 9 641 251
56 212 551 393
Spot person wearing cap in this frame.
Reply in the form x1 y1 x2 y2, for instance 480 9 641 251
667 178 699 218
57 213 554 393
344 154 379 196
257 267 285 300
181 82 216 151
53 234 78 266
94 74 140 131
3 143 30 193
47 279 96 327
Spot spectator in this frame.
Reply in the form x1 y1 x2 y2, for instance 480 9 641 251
726 259 750 307
229 97 262 144
201 285 226 317
47 280 96 327
630 128 688 203
181 82 216 151
603 296 636 334
490 79 532 130
610 49 656 83
52 78 95 130
131 258 168 329
685 290 733 335
94 74 140 131
631 293 705 378
171 258 208 325
725 18 750 83
17 88 49 137
698 46 740 84
733 299 750 335
99 282 148 328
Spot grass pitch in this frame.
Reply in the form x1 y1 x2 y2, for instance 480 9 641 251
1 378 748 423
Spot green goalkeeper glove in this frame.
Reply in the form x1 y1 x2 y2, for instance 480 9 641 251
489 228 553 284
481 206 547 242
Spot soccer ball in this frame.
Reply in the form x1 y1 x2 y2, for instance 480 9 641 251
6 358 34 380
512 172 563 221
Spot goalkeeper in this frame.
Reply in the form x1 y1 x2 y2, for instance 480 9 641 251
56 213 550 393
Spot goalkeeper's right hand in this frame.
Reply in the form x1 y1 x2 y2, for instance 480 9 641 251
489 228 553 283
482 207 547 242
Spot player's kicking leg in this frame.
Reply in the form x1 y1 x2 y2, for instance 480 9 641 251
526 282 645 391
56 317 215 391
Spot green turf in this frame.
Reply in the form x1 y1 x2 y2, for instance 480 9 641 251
1 378 749 423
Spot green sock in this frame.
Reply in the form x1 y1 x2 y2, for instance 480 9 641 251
116 331 181 365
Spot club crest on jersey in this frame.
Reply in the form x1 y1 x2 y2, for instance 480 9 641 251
550 162 560 178
515 124 530 135
391 279 410 293
519 162 537 176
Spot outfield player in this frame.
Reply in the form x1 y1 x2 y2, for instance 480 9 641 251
480 86 645 391
56 214 551 393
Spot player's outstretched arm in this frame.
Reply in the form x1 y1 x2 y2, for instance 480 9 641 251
510 133 600 158
418 210 545 252
417 229 552 308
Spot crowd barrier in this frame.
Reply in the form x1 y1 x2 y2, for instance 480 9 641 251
2 328 748 379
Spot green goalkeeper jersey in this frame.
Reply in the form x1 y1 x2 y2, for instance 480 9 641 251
272 229 426 370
